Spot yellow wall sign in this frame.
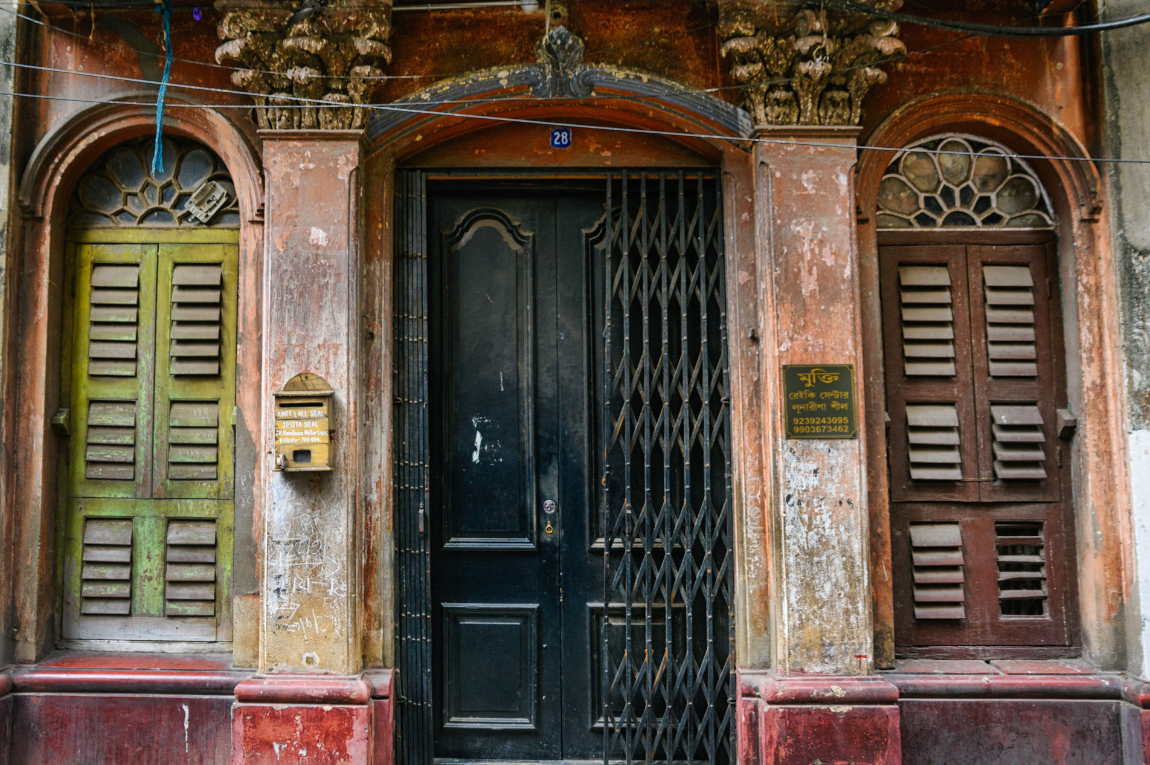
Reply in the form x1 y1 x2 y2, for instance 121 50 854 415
782 364 857 439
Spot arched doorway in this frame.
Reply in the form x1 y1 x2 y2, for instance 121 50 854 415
374 72 746 763
59 135 240 645
874 133 1076 654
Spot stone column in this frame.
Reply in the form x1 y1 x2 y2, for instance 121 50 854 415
232 131 378 764
736 127 900 765
258 131 362 674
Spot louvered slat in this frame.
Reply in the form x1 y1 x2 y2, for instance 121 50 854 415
996 522 1047 615
984 265 1038 377
909 523 965 620
899 265 956 376
88 265 140 377
170 264 223 376
168 402 219 480
85 401 136 481
991 404 1047 480
80 518 132 615
165 520 217 616
906 404 962 481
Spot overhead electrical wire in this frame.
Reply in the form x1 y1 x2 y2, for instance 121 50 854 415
3 59 1149 166
2 2 1146 163
0 0 978 106
809 0 1150 37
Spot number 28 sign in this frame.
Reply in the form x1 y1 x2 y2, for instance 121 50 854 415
550 128 572 148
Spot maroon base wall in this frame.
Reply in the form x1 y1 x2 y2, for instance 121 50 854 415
0 693 11 765
10 694 234 765
900 699 1124 765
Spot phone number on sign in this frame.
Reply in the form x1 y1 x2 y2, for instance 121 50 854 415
791 424 853 434
792 416 850 425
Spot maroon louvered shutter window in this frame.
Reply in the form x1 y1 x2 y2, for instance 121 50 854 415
882 237 1074 653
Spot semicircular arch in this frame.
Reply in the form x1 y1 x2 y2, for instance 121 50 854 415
365 64 752 162
19 92 263 224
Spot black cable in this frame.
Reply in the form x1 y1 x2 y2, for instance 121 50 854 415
809 0 1150 37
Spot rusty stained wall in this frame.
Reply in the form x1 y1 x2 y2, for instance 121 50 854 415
261 138 361 674
860 2 1094 149
1100 0 1150 679
12 2 1097 165
3 0 1106 671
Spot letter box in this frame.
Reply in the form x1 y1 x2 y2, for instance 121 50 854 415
273 372 334 472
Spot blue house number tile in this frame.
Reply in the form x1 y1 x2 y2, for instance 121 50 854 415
550 128 572 148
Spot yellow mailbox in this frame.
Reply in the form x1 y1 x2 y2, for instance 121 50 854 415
273 372 334 472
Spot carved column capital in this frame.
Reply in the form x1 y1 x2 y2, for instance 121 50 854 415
215 0 393 131
719 0 905 128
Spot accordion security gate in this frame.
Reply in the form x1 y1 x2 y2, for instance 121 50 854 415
394 170 734 765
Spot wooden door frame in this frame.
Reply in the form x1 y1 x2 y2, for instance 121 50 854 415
857 92 1130 669
362 65 768 692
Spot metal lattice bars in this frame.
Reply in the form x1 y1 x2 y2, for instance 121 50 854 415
395 171 434 765
601 171 734 765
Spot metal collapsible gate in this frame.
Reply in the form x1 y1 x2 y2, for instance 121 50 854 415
600 172 734 765
394 170 734 765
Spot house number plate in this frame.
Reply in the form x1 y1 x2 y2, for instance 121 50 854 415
550 128 572 148
782 364 857 439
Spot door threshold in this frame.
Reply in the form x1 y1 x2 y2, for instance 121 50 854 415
435 760 627 765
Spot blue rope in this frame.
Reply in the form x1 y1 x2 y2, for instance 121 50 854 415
151 0 172 174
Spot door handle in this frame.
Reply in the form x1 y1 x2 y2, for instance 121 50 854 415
543 499 556 535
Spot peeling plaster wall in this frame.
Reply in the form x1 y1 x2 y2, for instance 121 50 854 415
1101 0 1150 679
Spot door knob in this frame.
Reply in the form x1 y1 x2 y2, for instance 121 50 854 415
543 500 556 514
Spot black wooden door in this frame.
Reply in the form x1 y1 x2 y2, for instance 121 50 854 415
428 185 603 761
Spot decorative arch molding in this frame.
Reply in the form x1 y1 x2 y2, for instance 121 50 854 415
855 90 1130 670
364 64 752 160
858 91 1101 225
19 93 264 223
446 207 532 254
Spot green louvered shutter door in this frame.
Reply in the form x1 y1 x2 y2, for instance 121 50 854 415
63 236 237 642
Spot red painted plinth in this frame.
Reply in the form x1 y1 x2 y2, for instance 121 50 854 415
738 671 901 765
758 704 900 765
232 703 370 765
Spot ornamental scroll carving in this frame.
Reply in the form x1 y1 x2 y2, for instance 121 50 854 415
214 0 393 130
532 26 594 99
718 0 905 127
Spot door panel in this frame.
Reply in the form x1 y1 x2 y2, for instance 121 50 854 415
62 236 237 642
442 604 538 729
430 187 602 761
441 209 537 549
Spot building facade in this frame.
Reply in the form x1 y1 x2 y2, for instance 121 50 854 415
0 0 1145 763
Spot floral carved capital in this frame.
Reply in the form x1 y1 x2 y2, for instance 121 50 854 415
215 0 393 131
719 0 905 127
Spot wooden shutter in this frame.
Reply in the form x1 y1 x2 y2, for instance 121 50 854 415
169 264 223 376
996 521 1048 617
165 520 218 617
882 237 1073 653
84 401 138 481
79 519 133 615
87 265 141 377
69 244 158 500
153 243 237 501
167 402 220 481
880 245 979 503
62 236 237 643
968 245 1062 503
908 523 965 620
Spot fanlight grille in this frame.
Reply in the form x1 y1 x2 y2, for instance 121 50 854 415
877 135 1054 229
